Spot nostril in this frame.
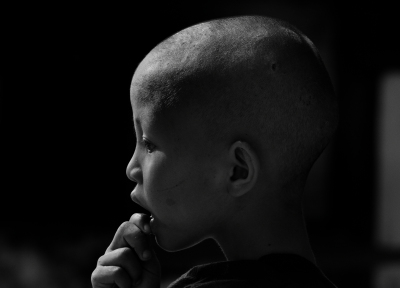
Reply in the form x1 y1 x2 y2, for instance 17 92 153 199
127 167 142 184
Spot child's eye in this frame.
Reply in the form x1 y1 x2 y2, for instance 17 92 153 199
142 137 155 153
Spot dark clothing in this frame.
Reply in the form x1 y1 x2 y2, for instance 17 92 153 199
168 254 337 288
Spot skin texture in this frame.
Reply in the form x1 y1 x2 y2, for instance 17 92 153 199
91 214 160 288
135 16 337 187
91 15 338 288
127 100 231 251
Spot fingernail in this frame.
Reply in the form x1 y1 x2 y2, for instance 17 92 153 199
144 224 150 233
143 250 151 260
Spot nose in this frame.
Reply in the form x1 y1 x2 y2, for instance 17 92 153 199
126 150 143 184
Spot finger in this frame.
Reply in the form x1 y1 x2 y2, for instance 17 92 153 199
129 213 151 234
106 221 151 261
97 247 142 284
91 265 132 288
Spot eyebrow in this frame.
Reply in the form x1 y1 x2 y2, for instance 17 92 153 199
132 117 143 136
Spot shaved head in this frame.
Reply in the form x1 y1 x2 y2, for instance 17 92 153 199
131 16 338 188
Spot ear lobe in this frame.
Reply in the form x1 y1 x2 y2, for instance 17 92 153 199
228 141 259 197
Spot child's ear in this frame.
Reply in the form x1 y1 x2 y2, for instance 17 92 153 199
227 141 259 197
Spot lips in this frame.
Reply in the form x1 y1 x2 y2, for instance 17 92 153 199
131 189 157 234
131 189 150 211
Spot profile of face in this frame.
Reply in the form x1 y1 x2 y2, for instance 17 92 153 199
126 66 230 252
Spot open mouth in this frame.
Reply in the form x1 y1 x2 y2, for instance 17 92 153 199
131 192 151 211
149 214 156 234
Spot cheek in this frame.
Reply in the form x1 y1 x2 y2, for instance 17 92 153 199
143 154 221 219
149 174 205 219
142 154 169 187
142 156 187 208
169 169 218 217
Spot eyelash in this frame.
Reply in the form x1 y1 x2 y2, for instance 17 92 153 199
142 137 155 153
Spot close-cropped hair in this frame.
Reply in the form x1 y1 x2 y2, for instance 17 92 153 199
131 16 338 185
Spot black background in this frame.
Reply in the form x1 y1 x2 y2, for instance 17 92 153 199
2 1 400 287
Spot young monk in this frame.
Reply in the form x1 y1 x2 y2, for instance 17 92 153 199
91 15 338 287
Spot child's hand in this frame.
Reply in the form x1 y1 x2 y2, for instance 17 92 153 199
91 213 160 288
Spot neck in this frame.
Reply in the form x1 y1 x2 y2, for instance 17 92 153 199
214 192 316 264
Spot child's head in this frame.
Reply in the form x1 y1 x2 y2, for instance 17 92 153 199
126 16 338 252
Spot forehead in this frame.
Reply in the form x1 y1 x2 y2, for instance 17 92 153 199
130 88 171 136
130 53 200 126
130 66 177 127
130 77 201 141
130 56 185 111
129 49 228 152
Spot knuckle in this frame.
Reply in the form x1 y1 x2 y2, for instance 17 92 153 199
118 247 134 261
129 213 142 222
118 221 139 235
97 255 106 266
91 267 101 283
132 230 145 244
124 232 144 250
111 266 124 277
118 221 130 231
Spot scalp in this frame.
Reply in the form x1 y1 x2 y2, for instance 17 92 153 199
130 16 338 185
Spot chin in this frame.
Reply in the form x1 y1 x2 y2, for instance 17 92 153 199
154 231 205 252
